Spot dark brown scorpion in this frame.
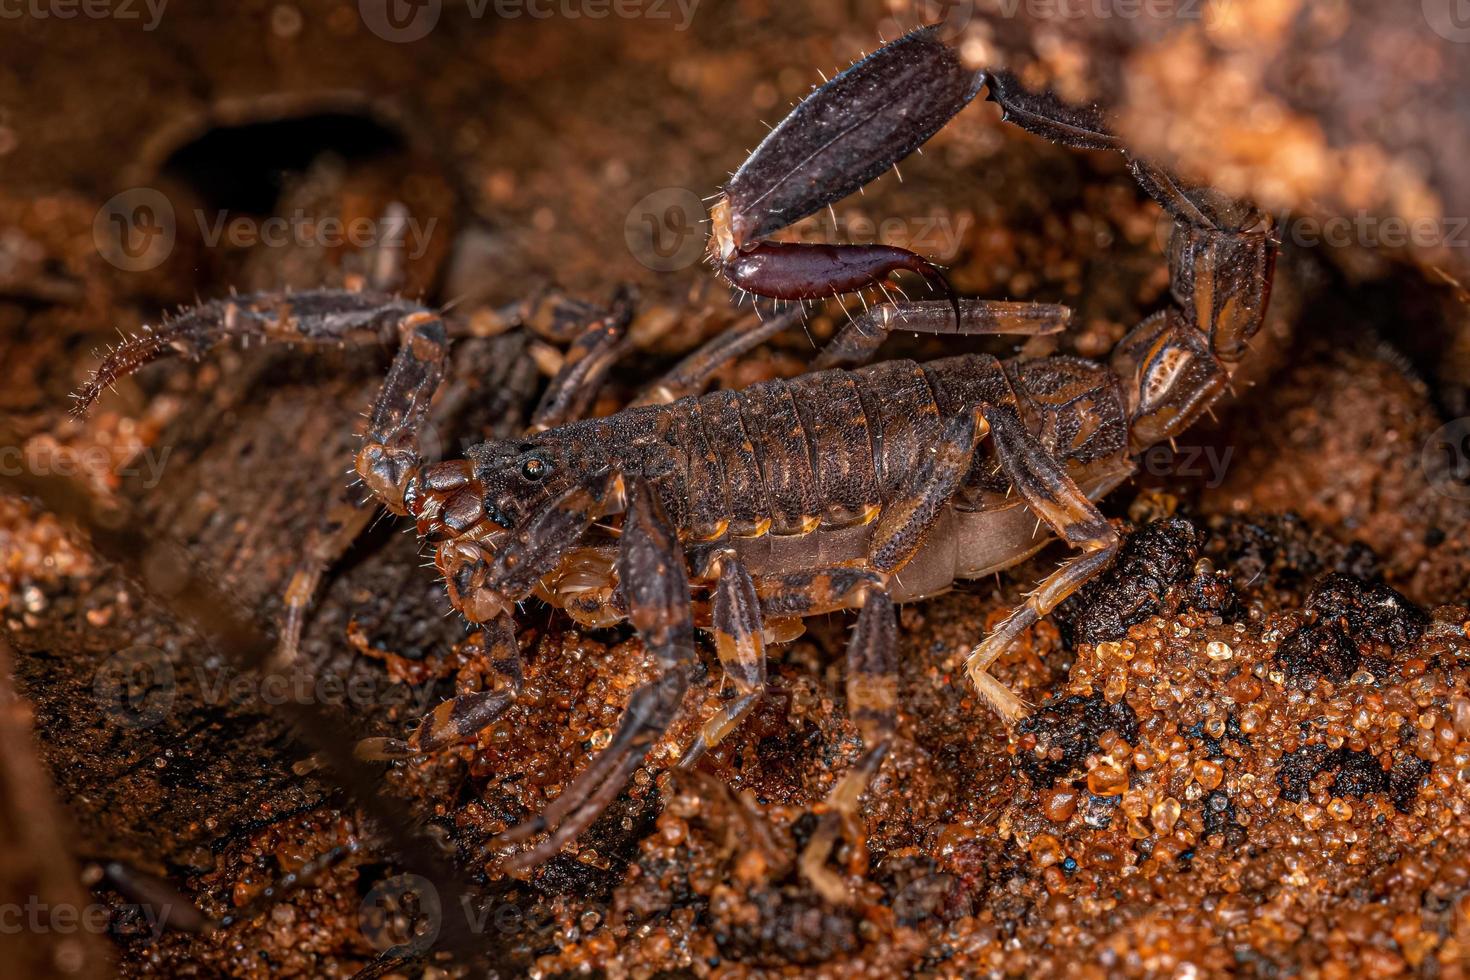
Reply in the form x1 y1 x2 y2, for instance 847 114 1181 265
75 26 1274 901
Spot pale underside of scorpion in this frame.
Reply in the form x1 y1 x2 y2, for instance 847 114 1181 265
76 26 1274 901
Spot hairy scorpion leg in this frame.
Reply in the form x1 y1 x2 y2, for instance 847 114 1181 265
678 558 767 766
491 482 695 871
798 589 898 905
950 72 1273 720
962 406 1122 720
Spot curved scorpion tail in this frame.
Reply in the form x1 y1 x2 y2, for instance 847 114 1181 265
71 288 428 416
981 66 1276 440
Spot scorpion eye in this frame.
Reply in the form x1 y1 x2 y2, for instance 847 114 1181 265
521 457 549 481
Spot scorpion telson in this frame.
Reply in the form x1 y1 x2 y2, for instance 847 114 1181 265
75 27 1274 904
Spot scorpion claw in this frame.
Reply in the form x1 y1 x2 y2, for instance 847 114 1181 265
720 26 984 246
354 736 418 761
710 26 981 323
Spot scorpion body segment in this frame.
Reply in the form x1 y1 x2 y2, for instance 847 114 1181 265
484 352 1132 619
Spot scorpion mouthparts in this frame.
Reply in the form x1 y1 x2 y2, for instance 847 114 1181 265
436 540 510 623
411 462 493 543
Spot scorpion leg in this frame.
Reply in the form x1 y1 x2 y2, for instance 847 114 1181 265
279 305 451 663
71 289 452 665
963 406 1121 722
813 298 1072 370
275 495 378 667
678 556 767 766
492 481 693 871
355 614 523 760
741 410 985 901
756 567 886 620
72 287 454 518
870 406 990 575
528 287 636 431
798 588 898 904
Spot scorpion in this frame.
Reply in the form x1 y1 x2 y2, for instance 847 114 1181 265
76 26 1274 902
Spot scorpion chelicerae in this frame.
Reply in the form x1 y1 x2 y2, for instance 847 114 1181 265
76 26 1274 901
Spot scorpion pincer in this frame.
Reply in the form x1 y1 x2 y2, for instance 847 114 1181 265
75 26 1274 901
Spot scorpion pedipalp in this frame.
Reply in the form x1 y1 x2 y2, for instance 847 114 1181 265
718 25 985 248
709 25 985 323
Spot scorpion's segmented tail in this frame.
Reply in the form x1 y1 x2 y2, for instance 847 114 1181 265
72 289 429 416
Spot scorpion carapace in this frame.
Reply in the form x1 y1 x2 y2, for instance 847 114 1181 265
75 26 1274 904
